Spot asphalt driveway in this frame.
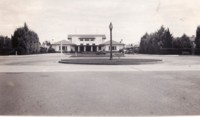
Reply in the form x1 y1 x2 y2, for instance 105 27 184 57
0 71 200 115
0 54 200 116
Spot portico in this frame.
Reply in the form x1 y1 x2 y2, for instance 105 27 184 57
76 44 100 52
68 34 106 53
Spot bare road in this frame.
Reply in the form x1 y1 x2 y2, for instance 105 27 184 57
0 54 200 116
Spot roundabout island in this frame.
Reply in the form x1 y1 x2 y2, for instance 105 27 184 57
59 57 162 65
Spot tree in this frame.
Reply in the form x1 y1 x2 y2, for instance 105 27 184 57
180 34 192 48
195 26 200 48
173 37 182 48
161 28 173 48
11 23 40 54
0 36 11 48
173 34 192 48
42 40 51 46
139 33 149 53
139 26 174 54
0 36 12 55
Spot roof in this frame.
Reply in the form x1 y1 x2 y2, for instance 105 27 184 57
52 40 75 45
101 40 125 45
68 34 106 39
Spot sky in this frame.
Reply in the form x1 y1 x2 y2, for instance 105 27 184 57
1 0 200 44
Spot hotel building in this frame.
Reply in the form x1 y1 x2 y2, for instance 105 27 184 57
52 34 125 52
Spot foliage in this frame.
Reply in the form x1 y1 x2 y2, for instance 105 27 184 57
139 26 193 54
41 40 56 53
0 36 12 55
48 46 55 53
43 40 51 46
40 47 48 53
11 23 40 55
195 26 200 48
173 34 192 48
139 26 173 54
0 36 11 48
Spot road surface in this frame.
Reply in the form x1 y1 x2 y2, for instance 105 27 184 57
0 54 200 116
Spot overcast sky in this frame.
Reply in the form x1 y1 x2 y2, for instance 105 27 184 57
1 0 200 44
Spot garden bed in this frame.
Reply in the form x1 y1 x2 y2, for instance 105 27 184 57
59 58 162 65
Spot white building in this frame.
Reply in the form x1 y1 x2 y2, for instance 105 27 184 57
52 40 76 52
101 40 125 52
68 34 106 52
52 34 125 52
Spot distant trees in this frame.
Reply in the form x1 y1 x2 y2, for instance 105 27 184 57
42 40 51 46
0 36 11 48
11 23 40 55
139 26 173 54
195 26 200 48
139 26 195 54
40 40 55 53
173 34 192 48
0 36 12 55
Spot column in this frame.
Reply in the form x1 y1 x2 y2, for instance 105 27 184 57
96 46 99 51
78 46 80 52
61 42 62 53
91 46 93 52
84 46 86 52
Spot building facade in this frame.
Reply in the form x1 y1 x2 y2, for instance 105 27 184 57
52 40 76 52
101 40 125 52
68 34 106 52
52 34 125 52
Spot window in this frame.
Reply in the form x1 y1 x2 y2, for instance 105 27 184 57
91 38 95 41
79 38 83 41
114 46 116 50
109 46 116 50
85 38 89 41
62 46 65 50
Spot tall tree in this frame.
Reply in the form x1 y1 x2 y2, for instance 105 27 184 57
195 26 200 48
0 36 11 48
180 34 192 48
139 33 149 53
11 23 40 55
161 28 173 48
173 34 192 48
139 26 174 54
0 35 12 55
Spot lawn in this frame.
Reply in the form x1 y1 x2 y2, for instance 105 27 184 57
59 58 162 65
70 52 125 57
